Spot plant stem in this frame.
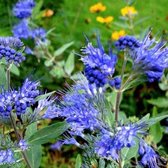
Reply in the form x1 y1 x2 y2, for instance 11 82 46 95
6 65 11 91
114 52 128 168
115 91 121 122
6 64 32 168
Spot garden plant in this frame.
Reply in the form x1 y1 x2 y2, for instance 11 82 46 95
0 0 168 168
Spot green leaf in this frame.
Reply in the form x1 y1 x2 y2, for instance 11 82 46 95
0 65 7 89
26 145 42 168
136 113 150 125
54 41 74 57
148 114 168 127
44 59 53 67
134 17 150 26
10 64 20 76
98 159 105 168
113 21 129 29
64 52 75 76
49 66 65 78
75 154 82 168
25 122 42 168
150 107 163 143
35 91 56 101
28 121 69 145
147 98 168 108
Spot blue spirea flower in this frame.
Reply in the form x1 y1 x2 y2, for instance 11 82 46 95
81 37 117 88
109 76 121 89
115 35 141 50
43 80 101 137
13 0 35 19
0 149 15 164
13 20 32 39
18 139 29 151
95 123 146 160
0 37 25 65
131 33 168 82
32 28 46 41
0 78 40 120
138 141 159 168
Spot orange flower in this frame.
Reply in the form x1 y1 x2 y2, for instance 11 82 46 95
121 6 137 17
111 30 126 40
90 2 106 13
96 16 114 24
42 9 54 17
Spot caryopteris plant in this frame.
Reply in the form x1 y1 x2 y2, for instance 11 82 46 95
46 32 168 168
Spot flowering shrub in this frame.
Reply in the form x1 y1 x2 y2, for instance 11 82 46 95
0 0 168 168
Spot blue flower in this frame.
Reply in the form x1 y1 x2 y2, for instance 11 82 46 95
81 36 117 87
18 139 29 151
13 20 32 39
0 149 15 164
0 37 25 65
43 80 101 137
0 78 40 120
95 123 147 160
115 35 140 50
109 76 121 89
13 0 35 19
138 141 159 168
32 28 46 41
130 32 168 82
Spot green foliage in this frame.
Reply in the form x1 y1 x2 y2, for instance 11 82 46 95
25 122 42 168
75 154 82 168
28 121 69 145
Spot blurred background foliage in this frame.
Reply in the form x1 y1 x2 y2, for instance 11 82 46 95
0 0 168 167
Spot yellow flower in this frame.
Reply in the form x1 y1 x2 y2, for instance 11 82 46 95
42 9 54 17
111 30 126 41
96 16 114 24
121 6 137 17
89 2 106 13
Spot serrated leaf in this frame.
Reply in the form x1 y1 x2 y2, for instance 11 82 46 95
75 154 82 168
64 52 75 76
54 41 74 57
28 121 69 145
147 98 168 108
149 107 163 143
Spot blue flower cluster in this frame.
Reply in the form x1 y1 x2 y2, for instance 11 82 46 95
95 123 146 160
0 149 15 164
13 20 32 39
109 76 122 89
131 33 168 82
43 80 101 137
0 78 40 120
138 141 159 168
12 0 46 47
13 0 35 19
115 36 141 50
18 139 29 151
115 33 168 82
0 37 25 65
81 37 118 88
